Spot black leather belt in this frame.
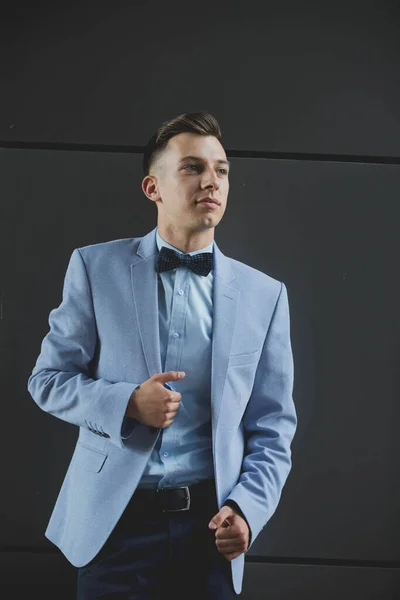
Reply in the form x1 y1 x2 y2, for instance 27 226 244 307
125 478 217 515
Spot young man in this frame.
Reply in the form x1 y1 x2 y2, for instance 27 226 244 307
28 111 297 598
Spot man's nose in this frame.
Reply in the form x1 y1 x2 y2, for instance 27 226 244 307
202 170 220 189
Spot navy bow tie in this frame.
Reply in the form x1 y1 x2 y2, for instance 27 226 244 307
157 245 213 276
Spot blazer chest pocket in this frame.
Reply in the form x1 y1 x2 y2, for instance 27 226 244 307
228 349 259 368
73 442 108 473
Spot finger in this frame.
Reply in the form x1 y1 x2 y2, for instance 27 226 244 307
223 551 241 561
165 405 180 417
217 542 244 558
216 538 241 551
216 526 238 539
165 411 180 421
214 519 233 533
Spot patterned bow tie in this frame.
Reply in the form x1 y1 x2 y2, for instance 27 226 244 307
157 245 214 276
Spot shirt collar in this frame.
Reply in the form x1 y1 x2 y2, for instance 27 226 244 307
156 225 214 256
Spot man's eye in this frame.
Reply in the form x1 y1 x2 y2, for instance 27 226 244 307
183 165 228 175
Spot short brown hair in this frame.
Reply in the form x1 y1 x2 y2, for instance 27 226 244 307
142 111 222 176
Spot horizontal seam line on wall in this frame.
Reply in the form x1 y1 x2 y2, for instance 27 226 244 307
1 547 400 568
0 141 400 166
246 556 400 569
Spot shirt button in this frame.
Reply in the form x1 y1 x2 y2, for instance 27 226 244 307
163 452 169 457
178 289 184 295
173 332 179 338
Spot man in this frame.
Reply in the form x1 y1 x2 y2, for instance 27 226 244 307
28 111 297 598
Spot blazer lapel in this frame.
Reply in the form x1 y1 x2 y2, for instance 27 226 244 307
130 227 240 431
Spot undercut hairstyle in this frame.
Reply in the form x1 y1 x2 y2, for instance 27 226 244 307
142 111 222 177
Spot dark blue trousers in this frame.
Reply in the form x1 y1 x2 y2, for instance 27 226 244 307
76 488 238 599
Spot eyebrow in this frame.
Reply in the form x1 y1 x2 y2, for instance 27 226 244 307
178 155 231 168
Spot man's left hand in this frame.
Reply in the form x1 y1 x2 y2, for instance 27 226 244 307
208 505 250 561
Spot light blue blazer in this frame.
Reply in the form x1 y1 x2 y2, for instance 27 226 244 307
27 226 297 595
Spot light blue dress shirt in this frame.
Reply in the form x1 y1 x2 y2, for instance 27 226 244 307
136 226 216 490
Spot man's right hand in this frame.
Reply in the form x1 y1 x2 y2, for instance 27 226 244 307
125 371 186 428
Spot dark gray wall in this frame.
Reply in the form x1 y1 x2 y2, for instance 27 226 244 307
1 1 400 598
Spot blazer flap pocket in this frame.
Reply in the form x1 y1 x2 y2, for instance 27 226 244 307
228 349 259 368
74 443 108 473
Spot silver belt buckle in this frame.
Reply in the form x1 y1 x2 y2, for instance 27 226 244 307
158 485 191 513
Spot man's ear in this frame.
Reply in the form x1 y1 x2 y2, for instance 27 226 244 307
142 175 161 202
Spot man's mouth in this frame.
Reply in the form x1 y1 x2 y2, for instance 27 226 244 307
198 198 220 206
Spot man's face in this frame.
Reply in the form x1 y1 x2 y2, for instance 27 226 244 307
143 132 230 233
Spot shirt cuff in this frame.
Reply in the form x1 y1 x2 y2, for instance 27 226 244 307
121 416 138 439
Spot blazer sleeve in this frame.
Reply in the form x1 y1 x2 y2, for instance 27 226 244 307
27 248 140 450
224 281 297 552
